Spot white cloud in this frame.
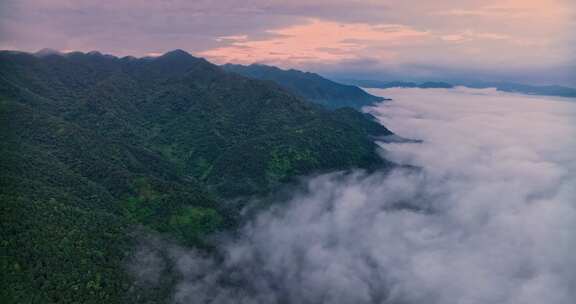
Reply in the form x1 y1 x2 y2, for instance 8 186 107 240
132 88 576 304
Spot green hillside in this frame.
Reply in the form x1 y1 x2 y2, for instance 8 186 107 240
0 50 393 303
223 63 386 109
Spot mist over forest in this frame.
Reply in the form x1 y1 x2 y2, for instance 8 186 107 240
131 88 576 304
1 1 575 303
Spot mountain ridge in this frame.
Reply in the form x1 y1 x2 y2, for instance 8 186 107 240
222 63 388 109
0 49 395 304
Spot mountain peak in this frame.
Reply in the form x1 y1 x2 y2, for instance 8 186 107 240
146 48 218 77
34 48 62 57
162 49 193 58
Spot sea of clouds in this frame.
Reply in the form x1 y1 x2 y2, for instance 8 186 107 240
133 87 576 304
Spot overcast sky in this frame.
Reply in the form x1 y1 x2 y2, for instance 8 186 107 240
1 0 574 85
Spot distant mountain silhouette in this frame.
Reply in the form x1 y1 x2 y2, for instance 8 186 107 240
462 81 576 98
340 79 454 89
341 78 576 98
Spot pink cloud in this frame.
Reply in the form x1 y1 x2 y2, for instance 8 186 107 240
200 19 429 67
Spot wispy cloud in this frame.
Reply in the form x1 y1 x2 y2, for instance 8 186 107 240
201 19 428 66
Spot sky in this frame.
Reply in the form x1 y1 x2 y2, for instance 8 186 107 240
131 88 576 304
1 0 574 85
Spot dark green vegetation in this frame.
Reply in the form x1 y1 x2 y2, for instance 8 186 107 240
0 49 393 303
222 63 386 109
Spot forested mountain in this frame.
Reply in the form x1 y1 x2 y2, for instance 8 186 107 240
0 49 393 303
222 63 386 109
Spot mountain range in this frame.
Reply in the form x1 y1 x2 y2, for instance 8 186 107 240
0 49 394 303
341 78 576 98
223 63 387 109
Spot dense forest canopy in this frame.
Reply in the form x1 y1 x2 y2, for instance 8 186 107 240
0 49 394 303
222 63 386 109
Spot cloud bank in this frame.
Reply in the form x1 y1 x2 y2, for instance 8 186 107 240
132 88 576 304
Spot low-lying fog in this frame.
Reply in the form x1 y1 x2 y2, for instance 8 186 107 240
135 87 576 304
